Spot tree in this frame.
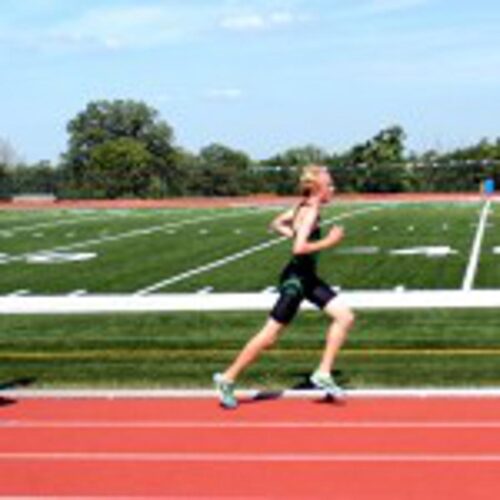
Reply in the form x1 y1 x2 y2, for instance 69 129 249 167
278 145 329 166
0 162 11 200
61 99 178 198
342 125 408 192
10 161 59 195
263 144 328 168
196 143 252 196
87 139 153 198
0 137 20 200
257 144 328 195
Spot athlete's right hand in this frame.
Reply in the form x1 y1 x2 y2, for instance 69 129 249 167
326 226 344 246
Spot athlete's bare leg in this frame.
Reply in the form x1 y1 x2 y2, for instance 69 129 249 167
222 318 285 382
317 300 355 374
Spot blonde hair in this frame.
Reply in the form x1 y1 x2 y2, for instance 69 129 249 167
299 164 328 197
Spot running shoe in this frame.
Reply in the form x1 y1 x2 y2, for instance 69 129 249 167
310 370 345 400
213 373 238 409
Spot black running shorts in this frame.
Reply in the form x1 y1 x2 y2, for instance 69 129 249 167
270 274 337 325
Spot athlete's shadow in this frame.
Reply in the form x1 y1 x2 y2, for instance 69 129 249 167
293 369 349 406
0 397 16 408
292 369 348 390
239 390 284 405
0 377 37 408
239 370 349 406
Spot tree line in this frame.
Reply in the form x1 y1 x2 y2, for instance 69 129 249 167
1 99 499 200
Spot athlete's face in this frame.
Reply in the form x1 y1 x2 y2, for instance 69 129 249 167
318 172 335 203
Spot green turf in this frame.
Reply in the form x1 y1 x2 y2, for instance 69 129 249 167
476 201 500 288
1 202 498 293
172 202 482 291
0 207 281 293
1 202 498 391
1 309 499 389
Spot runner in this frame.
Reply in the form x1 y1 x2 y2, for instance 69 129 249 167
214 164 355 408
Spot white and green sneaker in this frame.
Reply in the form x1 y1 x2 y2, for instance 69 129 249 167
213 373 238 409
310 370 345 400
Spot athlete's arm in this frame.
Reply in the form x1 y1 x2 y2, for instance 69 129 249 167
269 207 295 238
293 205 344 255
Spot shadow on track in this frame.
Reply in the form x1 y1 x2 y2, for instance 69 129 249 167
0 377 37 408
237 370 349 406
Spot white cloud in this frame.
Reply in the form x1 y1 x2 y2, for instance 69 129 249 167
0 3 221 53
48 5 187 50
205 88 244 100
366 0 429 14
220 10 307 32
220 14 266 31
1 2 312 52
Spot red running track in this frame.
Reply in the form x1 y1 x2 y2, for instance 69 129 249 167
1 396 500 498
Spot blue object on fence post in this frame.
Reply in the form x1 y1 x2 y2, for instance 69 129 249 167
484 178 495 195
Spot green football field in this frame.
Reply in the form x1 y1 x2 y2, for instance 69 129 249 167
0 200 498 294
0 200 499 389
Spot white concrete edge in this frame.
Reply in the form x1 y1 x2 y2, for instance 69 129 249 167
1 290 500 314
3 388 500 399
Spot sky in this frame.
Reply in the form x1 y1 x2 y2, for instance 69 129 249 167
1 0 500 163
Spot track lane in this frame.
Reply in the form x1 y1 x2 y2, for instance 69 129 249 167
0 459 498 498
1 426 500 454
3 396 500 423
1 397 500 498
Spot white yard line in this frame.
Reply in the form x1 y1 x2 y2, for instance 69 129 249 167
3 213 120 235
0 452 499 463
3 208 269 264
2 208 202 235
135 205 384 296
135 237 288 295
462 200 491 291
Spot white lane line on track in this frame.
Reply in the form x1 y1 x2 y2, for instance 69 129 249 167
1 452 499 463
135 205 385 295
3 208 271 264
2 421 500 429
462 199 491 290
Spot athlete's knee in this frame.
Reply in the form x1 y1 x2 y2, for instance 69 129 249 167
341 309 355 330
326 304 355 330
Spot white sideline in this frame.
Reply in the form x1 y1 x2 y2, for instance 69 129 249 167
3 388 500 399
462 199 491 290
1 290 500 314
135 205 385 295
